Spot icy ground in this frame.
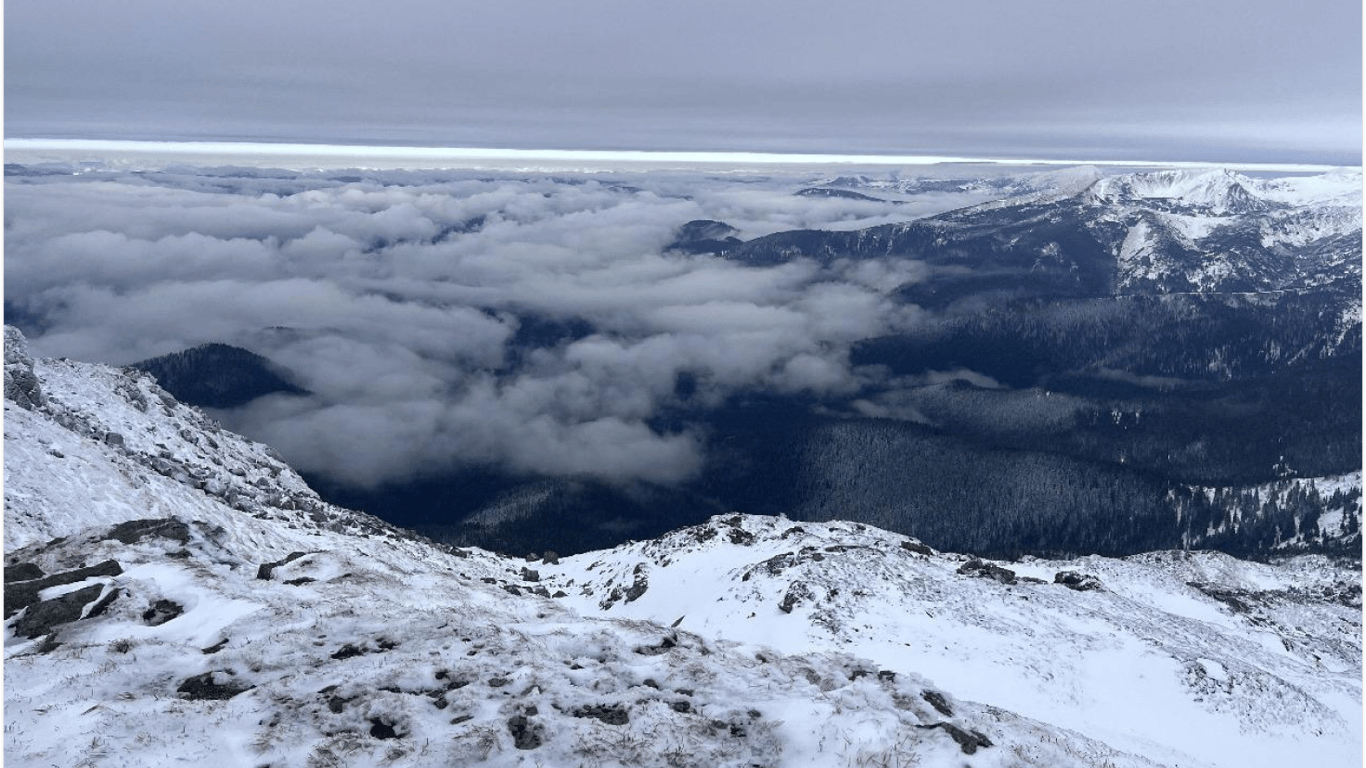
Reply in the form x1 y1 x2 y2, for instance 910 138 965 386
4 327 1361 767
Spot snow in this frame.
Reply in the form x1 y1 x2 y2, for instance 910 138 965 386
547 518 1361 768
4 328 1360 768
1079 167 1363 294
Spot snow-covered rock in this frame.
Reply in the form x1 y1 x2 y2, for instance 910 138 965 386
3 325 45 411
544 515 1361 768
4 327 1360 767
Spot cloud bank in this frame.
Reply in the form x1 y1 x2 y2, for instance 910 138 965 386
6 165 974 487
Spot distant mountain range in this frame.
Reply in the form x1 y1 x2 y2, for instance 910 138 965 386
98 168 1362 562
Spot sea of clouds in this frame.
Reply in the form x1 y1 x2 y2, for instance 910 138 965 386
5 164 1000 488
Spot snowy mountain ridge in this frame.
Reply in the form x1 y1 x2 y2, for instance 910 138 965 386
801 167 1363 298
4 327 1361 767
1008 167 1360 295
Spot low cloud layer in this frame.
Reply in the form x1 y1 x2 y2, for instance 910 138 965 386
6 165 983 487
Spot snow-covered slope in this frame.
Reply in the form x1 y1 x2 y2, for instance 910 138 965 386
4 327 1360 767
544 517 1360 768
1087 168 1364 212
789 167 1362 299
1082 168 1363 294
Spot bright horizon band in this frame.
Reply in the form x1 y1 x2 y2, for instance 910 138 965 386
3 138 1351 174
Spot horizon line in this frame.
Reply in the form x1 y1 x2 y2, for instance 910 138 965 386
4 138 1357 174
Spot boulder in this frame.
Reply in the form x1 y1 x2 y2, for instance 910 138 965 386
1054 571 1105 592
3 326 45 410
956 559 1017 585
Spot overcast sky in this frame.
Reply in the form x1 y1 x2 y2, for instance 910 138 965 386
5 0 1362 165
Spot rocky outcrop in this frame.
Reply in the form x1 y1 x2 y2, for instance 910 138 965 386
1054 571 1105 592
11 584 111 639
5 559 124 618
4 326 45 410
956 558 1017 585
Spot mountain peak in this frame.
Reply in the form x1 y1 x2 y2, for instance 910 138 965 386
1085 168 1274 214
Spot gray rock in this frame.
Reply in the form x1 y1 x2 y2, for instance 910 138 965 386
12 584 107 638
5 560 123 618
915 722 993 755
105 518 191 546
956 559 1017 585
142 599 184 626
1054 571 1105 591
572 703 630 725
3 326 45 410
176 671 253 700
256 551 309 581
506 714 542 749
5 562 45 583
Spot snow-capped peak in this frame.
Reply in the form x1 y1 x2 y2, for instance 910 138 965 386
1085 167 1363 215
1085 169 1271 214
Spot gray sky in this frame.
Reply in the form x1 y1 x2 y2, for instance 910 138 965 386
5 0 1362 164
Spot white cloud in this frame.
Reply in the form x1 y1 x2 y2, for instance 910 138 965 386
5 166 959 487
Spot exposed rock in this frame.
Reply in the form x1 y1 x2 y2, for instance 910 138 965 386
506 714 542 749
368 718 400 740
779 581 815 614
142 599 184 626
634 635 678 656
105 518 191 546
916 722 993 754
4 326 46 410
900 540 934 556
256 551 309 580
5 559 123 618
176 671 253 700
624 563 649 602
330 644 366 660
1188 582 1255 613
572 703 630 725
12 584 107 638
760 552 797 577
727 527 755 546
921 689 954 717
957 559 1017 585
5 562 45 582
1054 571 1105 592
